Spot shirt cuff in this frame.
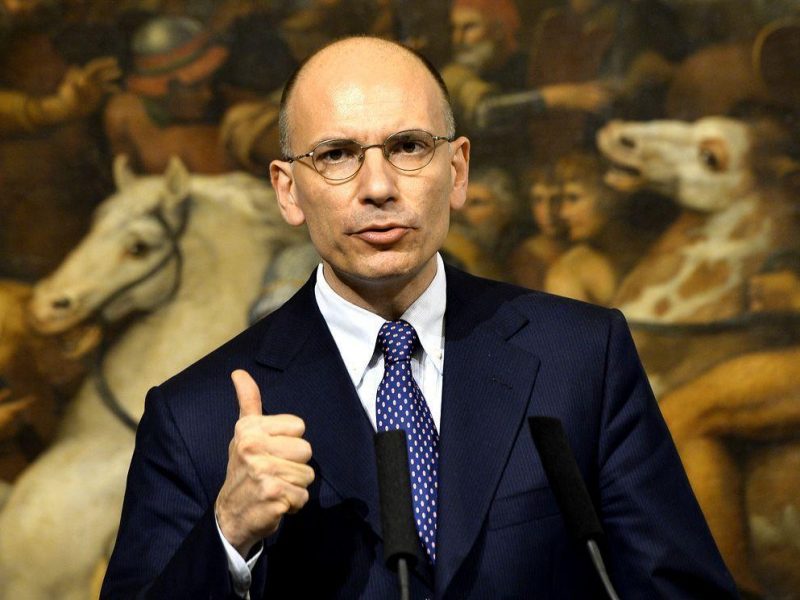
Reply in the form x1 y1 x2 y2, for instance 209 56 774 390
215 512 263 598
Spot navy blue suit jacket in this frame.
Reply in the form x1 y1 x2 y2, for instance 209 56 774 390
102 266 737 599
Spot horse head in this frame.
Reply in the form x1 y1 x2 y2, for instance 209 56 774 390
29 155 193 334
597 116 760 212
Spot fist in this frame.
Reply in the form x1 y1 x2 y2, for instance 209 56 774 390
215 369 315 556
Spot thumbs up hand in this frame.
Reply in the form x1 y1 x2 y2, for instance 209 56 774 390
215 370 314 557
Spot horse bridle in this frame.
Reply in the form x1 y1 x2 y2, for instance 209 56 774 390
92 198 192 432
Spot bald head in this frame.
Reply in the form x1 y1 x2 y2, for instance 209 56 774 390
278 37 455 157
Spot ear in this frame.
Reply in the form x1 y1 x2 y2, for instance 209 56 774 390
113 154 136 190
160 156 191 222
163 156 191 200
269 158 306 226
449 136 471 211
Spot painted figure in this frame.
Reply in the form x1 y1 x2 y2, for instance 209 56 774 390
544 152 653 305
104 16 234 174
508 163 568 290
445 165 522 280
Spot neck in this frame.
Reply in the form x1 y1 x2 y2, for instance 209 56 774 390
322 258 438 320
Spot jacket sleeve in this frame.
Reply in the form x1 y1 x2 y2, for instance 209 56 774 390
596 309 739 598
100 386 249 600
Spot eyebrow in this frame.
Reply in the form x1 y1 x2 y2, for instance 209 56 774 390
304 127 434 148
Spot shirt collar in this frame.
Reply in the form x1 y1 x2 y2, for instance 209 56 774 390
315 254 447 385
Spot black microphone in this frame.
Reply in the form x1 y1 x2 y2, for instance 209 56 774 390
374 430 420 600
528 416 621 600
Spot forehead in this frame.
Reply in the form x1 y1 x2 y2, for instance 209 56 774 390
289 43 446 145
562 180 593 191
693 117 749 145
531 183 559 197
93 179 164 228
451 7 487 26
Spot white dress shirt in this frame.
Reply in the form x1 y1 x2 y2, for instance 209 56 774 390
220 254 448 597
313 253 446 430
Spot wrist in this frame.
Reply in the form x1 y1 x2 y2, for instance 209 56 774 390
215 498 257 557
33 96 71 126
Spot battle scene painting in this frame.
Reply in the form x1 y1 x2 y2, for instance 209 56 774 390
0 1 799 598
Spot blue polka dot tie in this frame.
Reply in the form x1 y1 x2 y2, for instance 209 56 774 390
376 320 439 563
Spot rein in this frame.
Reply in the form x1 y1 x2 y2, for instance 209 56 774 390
91 199 192 432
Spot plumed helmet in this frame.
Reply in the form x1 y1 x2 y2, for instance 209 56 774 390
126 16 228 97
131 16 204 57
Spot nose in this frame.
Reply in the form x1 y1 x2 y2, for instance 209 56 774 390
452 25 463 47
547 199 560 220
52 296 72 310
27 288 81 334
355 146 397 206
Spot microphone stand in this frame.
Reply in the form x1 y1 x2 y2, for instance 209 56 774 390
529 416 622 600
374 430 421 600
396 557 411 600
586 539 621 600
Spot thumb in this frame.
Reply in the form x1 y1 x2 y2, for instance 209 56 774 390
231 369 262 418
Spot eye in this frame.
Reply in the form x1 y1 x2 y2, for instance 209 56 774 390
698 139 729 172
315 142 358 165
387 133 431 156
700 148 720 169
125 239 151 258
398 141 424 154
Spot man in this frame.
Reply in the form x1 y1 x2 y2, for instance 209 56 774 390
443 0 611 167
445 165 521 281
102 37 737 598
449 0 525 90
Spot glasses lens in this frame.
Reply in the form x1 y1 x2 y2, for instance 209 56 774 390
384 130 436 171
312 139 362 180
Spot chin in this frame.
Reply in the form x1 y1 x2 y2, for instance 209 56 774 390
358 252 433 283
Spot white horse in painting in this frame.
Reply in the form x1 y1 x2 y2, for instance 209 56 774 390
598 117 800 596
0 156 306 599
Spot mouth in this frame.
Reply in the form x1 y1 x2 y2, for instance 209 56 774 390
56 323 103 359
604 161 644 193
351 224 412 246
28 310 78 335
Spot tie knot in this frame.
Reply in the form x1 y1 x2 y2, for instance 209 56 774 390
377 320 418 364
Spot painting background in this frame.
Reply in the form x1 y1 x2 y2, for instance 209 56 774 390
0 1 798 598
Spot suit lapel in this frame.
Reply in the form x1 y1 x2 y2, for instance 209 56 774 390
253 275 383 538
435 268 541 597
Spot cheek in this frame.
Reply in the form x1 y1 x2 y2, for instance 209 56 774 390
466 26 488 46
297 201 339 249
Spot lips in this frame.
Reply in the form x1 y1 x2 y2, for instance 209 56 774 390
352 224 411 245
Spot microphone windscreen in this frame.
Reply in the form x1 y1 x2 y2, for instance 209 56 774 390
374 430 420 569
528 416 604 542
